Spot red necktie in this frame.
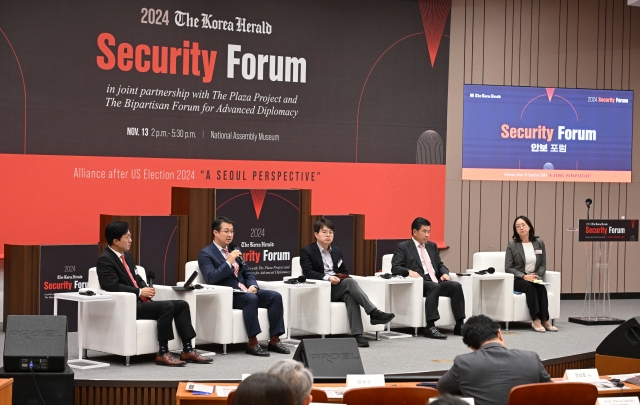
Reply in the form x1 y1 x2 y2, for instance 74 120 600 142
419 244 439 283
222 248 248 291
121 254 150 301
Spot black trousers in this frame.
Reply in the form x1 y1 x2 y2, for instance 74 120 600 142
514 278 550 321
136 300 196 343
232 290 286 339
423 279 466 323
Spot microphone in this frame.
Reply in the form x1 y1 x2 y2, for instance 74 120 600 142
147 271 156 287
586 198 593 219
284 275 308 285
228 243 246 265
474 267 495 275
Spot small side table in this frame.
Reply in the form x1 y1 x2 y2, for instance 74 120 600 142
54 292 112 369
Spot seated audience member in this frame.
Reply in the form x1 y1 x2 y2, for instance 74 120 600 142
231 373 296 405
437 315 551 405
268 359 314 405
300 218 395 347
430 394 472 405
97 221 212 366
505 215 558 332
198 216 288 357
391 217 466 339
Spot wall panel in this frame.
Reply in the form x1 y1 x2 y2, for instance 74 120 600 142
446 0 640 293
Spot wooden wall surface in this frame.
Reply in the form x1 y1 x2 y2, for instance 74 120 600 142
443 0 640 293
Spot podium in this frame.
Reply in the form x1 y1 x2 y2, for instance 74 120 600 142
568 219 638 326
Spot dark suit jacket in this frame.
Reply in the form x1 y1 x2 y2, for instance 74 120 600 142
504 238 547 279
437 342 551 405
96 247 147 301
391 239 449 279
300 243 348 280
198 243 257 289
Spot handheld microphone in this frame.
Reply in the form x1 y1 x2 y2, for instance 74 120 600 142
147 271 156 287
228 243 246 265
474 267 495 275
297 275 306 283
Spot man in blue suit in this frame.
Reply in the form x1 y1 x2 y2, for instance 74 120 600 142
198 216 288 357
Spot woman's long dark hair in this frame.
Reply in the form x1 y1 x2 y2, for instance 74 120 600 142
512 215 537 242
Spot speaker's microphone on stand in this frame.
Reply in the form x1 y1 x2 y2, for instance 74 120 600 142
586 198 593 220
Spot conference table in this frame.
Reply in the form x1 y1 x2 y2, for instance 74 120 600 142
175 382 421 404
175 379 640 404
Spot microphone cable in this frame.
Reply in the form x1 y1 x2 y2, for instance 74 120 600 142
29 363 47 405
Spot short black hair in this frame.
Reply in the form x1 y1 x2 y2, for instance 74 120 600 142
411 217 431 232
512 215 538 242
461 315 500 350
105 221 129 246
212 216 234 232
313 218 334 233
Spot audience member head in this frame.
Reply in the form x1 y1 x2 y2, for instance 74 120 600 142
267 359 314 405
461 315 504 350
105 221 131 252
313 218 335 247
429 393 471 405
411 217 431 244
231 373 295 405
512 215 537 242
212 216 235 247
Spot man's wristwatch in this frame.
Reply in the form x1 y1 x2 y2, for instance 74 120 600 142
253 286 260 291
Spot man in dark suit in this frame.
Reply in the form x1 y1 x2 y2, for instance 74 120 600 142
437 315 551 405
300 218 395 347
391 217 465 339
198 216 288 357
97 221 212 366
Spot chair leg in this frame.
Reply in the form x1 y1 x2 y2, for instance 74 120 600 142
125 356 130 366
321 335 325 339
505 322 509 331
375 331 380 341
82 349 87 359
551 319 555 326
414 327 418 337
223 344 228 355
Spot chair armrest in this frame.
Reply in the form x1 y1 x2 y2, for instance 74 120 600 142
543 271 561 319
82 291 138 356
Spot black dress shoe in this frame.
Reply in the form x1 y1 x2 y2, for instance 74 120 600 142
424 326 447 339
246 344 270 357
354 335 370 347
454 324 464 336
267 341 291 354
369 309 396 325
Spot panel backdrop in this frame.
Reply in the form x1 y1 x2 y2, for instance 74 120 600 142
0 0 451 253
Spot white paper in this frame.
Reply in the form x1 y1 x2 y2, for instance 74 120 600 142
346 374 385 388
241 373 251 380
317 387 349 399
608 373 640 380
185 383 214 394
597 397 640 405
563 368 600 382
430 398 474 405
215 386 237 397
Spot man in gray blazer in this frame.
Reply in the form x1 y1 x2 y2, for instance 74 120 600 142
437 315 551 405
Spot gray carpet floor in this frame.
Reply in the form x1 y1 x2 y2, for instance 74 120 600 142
0 299 637 381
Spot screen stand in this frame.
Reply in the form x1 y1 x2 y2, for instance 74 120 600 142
568 241 624 326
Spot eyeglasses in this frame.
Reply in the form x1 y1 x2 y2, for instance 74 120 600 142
515 225 528 229
121 234 132 240
219 229 235 234
320 230 334 235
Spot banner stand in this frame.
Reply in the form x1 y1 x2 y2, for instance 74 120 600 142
569 219 637 326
